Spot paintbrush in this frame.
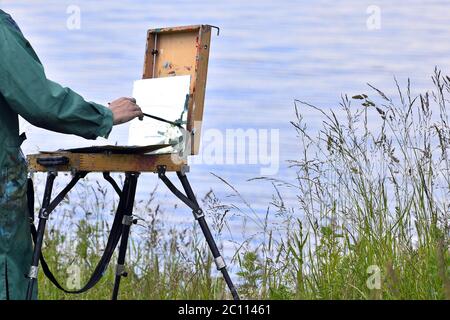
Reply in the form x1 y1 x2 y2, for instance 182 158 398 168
142 112 183 128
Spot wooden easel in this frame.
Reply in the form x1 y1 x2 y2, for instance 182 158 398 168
25 25 239 300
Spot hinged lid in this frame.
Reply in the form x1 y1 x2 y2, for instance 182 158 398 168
142 25 214 155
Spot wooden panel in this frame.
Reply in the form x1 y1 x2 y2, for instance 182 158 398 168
191 26 211 154
153 33 197 78
142 25 213 155
27 153 187 173
143 25 205 80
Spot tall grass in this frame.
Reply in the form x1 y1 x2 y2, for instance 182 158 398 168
37 70 449 300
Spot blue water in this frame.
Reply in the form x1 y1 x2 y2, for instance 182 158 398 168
2 0 450 246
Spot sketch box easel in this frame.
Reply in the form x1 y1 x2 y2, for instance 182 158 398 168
27 24 214 173
25 25 239 300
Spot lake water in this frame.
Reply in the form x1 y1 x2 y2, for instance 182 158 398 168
2 0 450 244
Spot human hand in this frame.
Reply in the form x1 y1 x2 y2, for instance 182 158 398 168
109 97 143 125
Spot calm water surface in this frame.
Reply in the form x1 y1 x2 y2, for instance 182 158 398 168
2 0 450 241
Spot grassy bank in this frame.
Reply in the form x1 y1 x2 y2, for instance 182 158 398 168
37 70 449 300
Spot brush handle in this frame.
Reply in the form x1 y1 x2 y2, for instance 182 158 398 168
142 113 182 128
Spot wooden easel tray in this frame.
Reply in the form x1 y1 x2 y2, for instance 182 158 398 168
27 151 187 173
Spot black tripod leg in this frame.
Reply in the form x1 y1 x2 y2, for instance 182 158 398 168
26 171 56 300
111 172 139 300
176 171 240 300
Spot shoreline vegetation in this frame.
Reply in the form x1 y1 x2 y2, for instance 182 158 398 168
37 69 449 300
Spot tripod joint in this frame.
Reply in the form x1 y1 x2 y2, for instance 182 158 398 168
38 208 49 220
192 208 205 220
122 215 137 226
115 264 128 277
157 165 167 177
179 165 190 176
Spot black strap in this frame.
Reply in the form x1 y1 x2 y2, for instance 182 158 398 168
27 177 124 294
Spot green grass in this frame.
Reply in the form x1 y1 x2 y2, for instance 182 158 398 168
37 70 449 300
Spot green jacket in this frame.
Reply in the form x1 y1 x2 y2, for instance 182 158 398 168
0 10 113 300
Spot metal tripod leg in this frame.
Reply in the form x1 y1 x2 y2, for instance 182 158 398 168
26 171 86 300
157 166 240 300
26 171 56 300
177 171 240 300
111 172 139 300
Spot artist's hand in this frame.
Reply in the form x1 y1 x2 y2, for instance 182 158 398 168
109 97 143 125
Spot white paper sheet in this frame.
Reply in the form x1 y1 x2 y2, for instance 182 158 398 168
128 75 191 154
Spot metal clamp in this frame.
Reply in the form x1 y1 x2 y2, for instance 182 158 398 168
193 208 205 220
209 25 220 36
179 165 190 176
115 264 127 277
122 215 135 226
157 165 167 177
214 256 226 270
38 208 49 220
28 266 39 279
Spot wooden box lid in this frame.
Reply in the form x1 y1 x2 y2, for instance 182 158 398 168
142 25 215 155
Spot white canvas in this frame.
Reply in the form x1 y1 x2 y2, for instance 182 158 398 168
128 75 191 154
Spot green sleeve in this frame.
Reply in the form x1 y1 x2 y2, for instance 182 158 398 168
0 23 113 139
